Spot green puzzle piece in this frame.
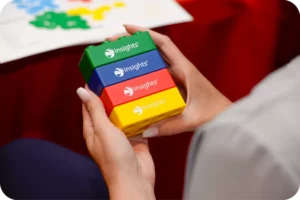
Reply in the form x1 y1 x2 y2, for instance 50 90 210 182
30 11 90 30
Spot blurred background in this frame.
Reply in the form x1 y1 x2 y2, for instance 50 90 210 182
0 0 300 199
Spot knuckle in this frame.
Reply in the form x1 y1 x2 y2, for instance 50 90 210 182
94 126 103 135
86 101 96 113
159 35 173 49
163 35 171 43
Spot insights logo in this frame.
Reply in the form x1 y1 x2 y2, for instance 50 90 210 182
114 68 124 77
133 106 143 115
133 99 166 115
124 87 134 96
104 42 139 58
105 49 115 58
124 79 158 97
114 60 149 77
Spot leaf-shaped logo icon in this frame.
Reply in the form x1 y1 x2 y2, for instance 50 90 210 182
114 68 124 77
124 87 134 96
105 49 115 58
133 106 143 115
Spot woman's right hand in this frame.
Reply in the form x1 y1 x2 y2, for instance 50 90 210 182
109 25 233 138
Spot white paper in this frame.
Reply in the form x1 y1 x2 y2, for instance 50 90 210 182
0 0 193 64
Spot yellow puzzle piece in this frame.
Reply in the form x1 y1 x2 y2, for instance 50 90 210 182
67 7 92 16
114 1 125 8
109 87 186 138
67 1 125 21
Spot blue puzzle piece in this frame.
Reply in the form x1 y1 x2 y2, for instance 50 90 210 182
88 50 167 96
13 0 58 15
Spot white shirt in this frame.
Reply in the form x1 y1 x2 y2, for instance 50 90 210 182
184 56 300 200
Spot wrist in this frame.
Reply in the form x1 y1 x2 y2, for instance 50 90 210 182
108 175 155 200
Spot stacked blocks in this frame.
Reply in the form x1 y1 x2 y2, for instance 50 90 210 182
79 31 186 137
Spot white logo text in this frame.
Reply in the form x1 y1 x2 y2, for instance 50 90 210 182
114 60 148 77
105 42 139 58
124 79 158 96
133 99 167 115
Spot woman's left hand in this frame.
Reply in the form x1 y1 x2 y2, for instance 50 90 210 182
77 86 155 200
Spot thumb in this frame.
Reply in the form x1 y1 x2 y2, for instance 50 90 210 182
142 114 188 138
77 87 120 140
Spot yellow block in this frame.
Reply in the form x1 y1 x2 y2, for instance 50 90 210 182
109 87 186 137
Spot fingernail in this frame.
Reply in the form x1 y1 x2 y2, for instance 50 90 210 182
143 127 159 138
76 87 91 103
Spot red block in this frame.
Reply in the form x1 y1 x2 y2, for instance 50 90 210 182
101 68 176 115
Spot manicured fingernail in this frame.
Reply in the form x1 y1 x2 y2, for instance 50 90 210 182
143 127 159 138
76 87 91 103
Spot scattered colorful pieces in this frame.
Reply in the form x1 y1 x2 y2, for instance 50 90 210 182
67 2 125 21
13 0 58 15
30 11 90 29
12 0 126 30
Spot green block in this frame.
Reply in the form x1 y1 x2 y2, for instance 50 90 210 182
79 31 157 82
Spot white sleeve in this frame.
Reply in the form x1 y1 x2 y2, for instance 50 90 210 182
184 125 299 200
184 56 300 200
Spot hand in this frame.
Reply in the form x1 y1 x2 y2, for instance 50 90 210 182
76 86 155 200
108 25 232 138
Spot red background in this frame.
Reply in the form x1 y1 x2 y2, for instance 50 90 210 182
1 0 300 199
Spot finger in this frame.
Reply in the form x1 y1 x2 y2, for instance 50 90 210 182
82 103 94 144
176 83 187 101
105 33 131 42
159 49 172 66
84 86 130 141
80 89 100 150
77 87 115 138
142 114 189 138
129 135 148 146
129 135 150 156
124 24 189 68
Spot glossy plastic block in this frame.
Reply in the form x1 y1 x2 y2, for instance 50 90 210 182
79 31 157 82
101 69 175 115
109 87 186 137
88 50 167 96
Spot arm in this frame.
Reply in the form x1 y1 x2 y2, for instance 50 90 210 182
185 57 300 200
185 125 299 200
184 55 300 199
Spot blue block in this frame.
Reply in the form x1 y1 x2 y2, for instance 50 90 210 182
88 50 167 96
